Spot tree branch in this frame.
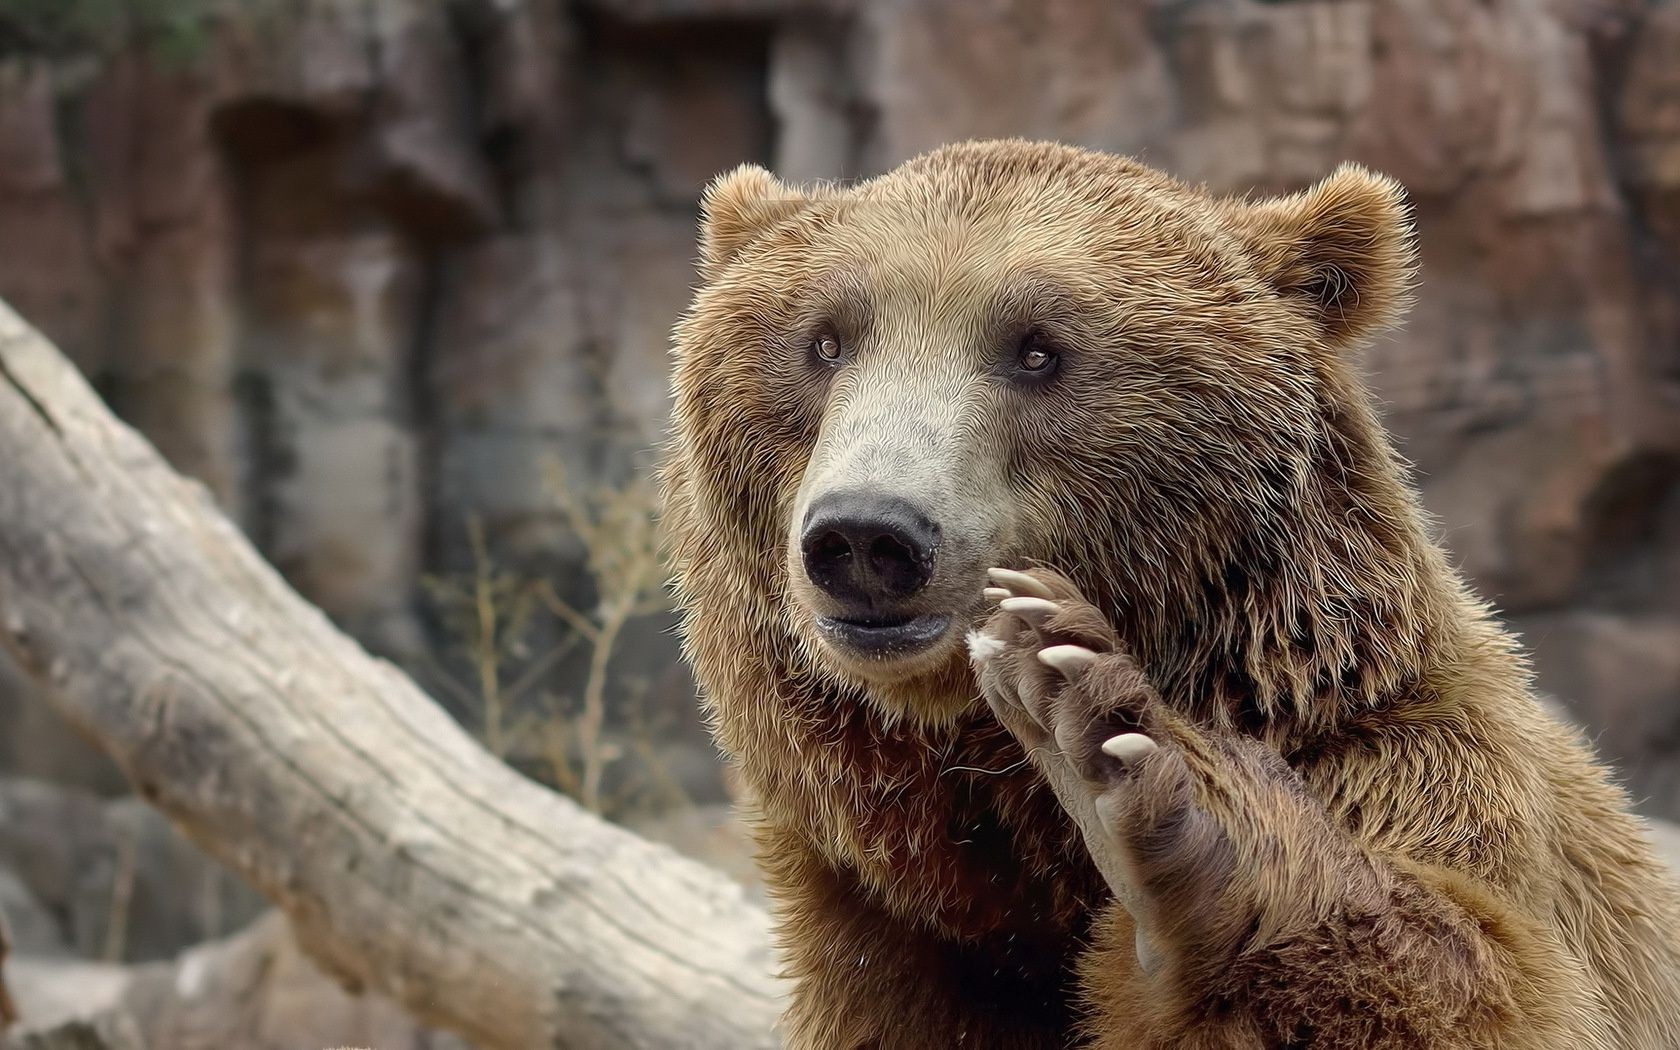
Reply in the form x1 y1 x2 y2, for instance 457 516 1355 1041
0 301 782 1049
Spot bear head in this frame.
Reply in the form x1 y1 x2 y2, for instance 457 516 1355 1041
667 140 1423 729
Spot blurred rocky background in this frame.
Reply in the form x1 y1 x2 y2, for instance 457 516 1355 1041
0 0 1676 1045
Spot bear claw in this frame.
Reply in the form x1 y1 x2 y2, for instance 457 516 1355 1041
987 568 1055 599
998 596 1058 625
1101 732 1158 765
1038 644 1097 676
1135 928 1158 973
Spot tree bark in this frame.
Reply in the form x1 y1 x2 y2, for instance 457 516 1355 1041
0 301 783 1049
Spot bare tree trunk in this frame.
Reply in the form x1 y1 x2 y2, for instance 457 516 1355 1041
0 301 783 1049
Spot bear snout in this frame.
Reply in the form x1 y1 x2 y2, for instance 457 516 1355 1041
800 489 941 611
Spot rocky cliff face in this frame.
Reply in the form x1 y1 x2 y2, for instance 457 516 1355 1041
0 0 1677 811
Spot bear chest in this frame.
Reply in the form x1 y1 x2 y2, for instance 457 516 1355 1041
801 714 1106 943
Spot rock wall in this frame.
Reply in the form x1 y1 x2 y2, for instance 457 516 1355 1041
0 0 1677 810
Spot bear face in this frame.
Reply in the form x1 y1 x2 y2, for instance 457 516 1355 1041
670 140 1416 728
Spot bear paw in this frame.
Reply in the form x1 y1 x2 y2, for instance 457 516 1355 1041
969 566 1170 781
970 567 1233 968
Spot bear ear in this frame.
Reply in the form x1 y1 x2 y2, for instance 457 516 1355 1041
698 164 811 282
1230 164 1417 349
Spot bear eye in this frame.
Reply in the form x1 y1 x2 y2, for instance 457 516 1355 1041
813 333 843 364
1015 333 1059 376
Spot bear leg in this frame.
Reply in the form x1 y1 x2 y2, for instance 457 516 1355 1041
972 567 1610 1049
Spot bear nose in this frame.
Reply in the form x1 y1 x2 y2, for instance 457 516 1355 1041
800 491 941 609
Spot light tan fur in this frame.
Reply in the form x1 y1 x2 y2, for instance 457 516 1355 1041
661 140 1680 1048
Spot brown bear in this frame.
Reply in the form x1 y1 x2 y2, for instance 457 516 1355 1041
661 139 1680 1048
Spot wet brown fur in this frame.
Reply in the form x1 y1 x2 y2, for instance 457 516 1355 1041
661 140 1680 1048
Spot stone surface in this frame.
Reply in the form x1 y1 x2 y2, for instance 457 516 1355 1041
1653 818 1680 875
2 913 468 1050
0 870 64 958
0 779 267 965
1519 613 1680 813
0 0 1675 817
242 229 428 656
0 660 124 798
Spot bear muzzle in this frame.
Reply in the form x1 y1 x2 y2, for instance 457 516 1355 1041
799 489 959 660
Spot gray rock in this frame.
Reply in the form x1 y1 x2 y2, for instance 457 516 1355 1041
1517 614 1680 817
0 780 266 964
2 914 468 1050
0 869 65 958
1650 820 1680 877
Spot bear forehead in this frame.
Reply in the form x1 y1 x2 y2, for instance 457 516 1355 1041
854 153 1223 248
770 163 1248 319
692 138 1416 360
816 211 1213 300
876 138 1202 212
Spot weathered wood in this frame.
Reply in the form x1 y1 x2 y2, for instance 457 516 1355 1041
0 301 782 1050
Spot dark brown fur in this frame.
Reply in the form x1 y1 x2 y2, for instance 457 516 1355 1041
661 140 1680 1048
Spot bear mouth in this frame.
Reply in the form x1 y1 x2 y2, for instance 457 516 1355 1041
814 612 954 658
